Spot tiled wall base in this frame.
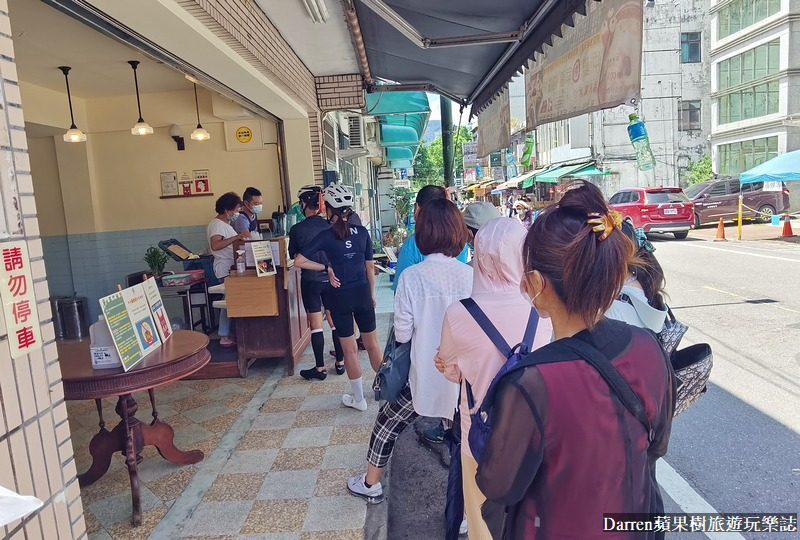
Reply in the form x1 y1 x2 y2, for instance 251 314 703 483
41 226 209 322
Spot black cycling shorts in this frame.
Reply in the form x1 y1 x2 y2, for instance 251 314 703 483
300 280 332 314
327 282 376 338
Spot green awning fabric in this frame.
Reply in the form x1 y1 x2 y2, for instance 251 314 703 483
380 124 421 146
386 147 414 161
389 160 413 169
534 163 592 183
516 168 545 189
366 92 431 115
570 165 610 176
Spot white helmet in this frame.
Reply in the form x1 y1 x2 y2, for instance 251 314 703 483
323 183 354 209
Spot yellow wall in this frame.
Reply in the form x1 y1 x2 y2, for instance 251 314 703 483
19 81 87 131
28 137 68 236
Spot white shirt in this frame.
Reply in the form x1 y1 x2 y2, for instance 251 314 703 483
606 284 667 332
394 253 473 419
207 218 237 279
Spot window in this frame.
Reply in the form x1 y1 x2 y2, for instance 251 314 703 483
718 0 781 39
646 191 692 204
729 180 741 193
681 33 701 63
630 192 641 203
609 193 624 204
679 101 702 131
718 136 779 175
718 40 780 92
717 39 781 124
707 182 728 196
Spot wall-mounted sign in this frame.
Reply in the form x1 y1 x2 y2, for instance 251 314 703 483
193 170 210 193
477 90 511 159
489 153 503 168
525 0 643 130
0 241 42 359
160 171 178 197
236 126 253 144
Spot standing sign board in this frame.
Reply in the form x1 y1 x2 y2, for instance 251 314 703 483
525 0 643 130
99 284 162 371
142 277 172 343
477 90 511 159
0 241 42 359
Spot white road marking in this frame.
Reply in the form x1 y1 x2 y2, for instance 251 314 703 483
681 242 800 263
703 286 800 314
657 460 746 540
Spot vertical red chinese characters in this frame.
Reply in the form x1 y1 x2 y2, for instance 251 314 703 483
0 241 42 358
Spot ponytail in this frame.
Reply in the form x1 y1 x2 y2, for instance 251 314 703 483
331 207 353 241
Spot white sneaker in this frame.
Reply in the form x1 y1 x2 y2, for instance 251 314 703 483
348 473 384 503
460 518 468 535
342 394 368 411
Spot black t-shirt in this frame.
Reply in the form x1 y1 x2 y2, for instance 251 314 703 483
288 215 331 283
300 225 373 289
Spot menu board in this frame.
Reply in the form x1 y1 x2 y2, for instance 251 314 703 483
99 284 161 371
250 241 277 277
142 277 172 342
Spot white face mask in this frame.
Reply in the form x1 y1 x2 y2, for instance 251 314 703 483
522 275 551 319
251 204 262 215
230 212 240 222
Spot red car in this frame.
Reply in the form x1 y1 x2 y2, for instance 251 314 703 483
608 187 695 239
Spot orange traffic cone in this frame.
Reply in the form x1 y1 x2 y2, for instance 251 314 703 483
714 218 726 242
781 213 794 237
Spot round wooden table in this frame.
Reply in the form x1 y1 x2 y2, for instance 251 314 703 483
59 330 211 527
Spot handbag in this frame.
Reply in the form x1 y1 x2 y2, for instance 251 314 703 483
372 326 411 403
671 343 713 417
658 307 688 358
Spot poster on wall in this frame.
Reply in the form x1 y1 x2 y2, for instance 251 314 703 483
142 277 172 343
160 172 178 197
477 90 510 159
180 172 193 196
525 0 643 130
462 142 478 168
0 241 42 359
193 169 210 194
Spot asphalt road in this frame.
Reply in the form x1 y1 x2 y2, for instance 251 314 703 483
387 225 800 540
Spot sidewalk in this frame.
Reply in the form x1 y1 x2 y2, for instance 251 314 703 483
689 221 800 244
76 273 394 540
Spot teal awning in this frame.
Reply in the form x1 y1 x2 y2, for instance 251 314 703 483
367 92 430 115
386 147 414 161
535 163 592 183
570 165 610 177
389 160 413 169
380 124 421 147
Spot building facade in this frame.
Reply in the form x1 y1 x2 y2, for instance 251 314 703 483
534 0 712 196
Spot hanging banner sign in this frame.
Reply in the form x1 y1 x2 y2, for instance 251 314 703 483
462 142 478 168
526 0 643 130
477 90 511 159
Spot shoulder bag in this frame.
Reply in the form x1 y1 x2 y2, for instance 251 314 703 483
372 326 411 403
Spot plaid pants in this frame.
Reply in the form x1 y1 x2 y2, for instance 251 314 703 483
367 382 418 468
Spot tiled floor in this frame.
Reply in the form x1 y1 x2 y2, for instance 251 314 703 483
72 273 393 540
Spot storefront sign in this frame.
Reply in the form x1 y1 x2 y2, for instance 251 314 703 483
236 126 253 143
0 241 42 359
477 90 511 159
160 171 178 197
462 142 478 167
464 168 477 185
492 166 506 181
490 153 503 168
224 122 264 152
525 0 643 130
400 169 407 180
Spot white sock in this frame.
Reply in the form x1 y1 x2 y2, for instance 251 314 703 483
350 377 364 403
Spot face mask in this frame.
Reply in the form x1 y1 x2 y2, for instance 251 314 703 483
522 273 551 319
251 204 263 215
230 212 240 222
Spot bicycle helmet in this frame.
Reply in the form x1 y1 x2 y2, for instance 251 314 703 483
323 183 355 209
298 184 323 205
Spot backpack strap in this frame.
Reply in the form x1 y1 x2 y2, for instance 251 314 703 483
547 338 655 443
521 309 540 350
460 299 512 357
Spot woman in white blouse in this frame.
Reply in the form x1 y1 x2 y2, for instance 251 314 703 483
348 198 473 503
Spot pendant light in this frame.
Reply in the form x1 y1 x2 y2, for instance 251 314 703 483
128 61 153 135
59 66 86 142
190 84 210 141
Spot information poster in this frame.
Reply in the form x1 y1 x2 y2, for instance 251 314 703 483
0 241 42 359
142 277 172 343
160 172 178 197
251 241 277 277
193 169 210 193
121 284 161 358
99 292 145 371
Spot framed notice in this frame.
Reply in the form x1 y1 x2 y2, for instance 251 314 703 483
193 169 210 194
0 241 42 359
142 277 172 342
160 171 178 197
250 241 276 277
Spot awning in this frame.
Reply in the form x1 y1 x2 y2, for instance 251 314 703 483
740 150 800 183
534 163 592 183
355 0 589 109
570 165 610 177
518 168 547 189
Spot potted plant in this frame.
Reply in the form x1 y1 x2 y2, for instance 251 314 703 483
143 247 170 280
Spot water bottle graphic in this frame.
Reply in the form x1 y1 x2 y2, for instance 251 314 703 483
627 114 656 171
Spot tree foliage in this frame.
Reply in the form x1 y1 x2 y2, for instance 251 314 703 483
388 186 414 223
684 154 713 185
410 125 472 190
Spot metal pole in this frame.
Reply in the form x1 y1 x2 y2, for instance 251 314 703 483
441 97 454 187
738 193 743 241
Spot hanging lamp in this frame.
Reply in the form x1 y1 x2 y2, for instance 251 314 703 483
190 84 210 141
128 61 153 135
59 66 86 142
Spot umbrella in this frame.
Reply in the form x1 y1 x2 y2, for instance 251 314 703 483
739 149 800 183
444 408 464 540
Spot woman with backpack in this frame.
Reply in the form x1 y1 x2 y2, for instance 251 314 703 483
293 184 383 412
347 198 473 503
434 217 553 540
474 193 675 539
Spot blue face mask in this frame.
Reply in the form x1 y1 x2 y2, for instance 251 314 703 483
230 212 240 222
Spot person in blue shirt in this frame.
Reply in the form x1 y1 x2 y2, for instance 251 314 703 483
294 184 383 412
233 187 262 234
392 185 469 292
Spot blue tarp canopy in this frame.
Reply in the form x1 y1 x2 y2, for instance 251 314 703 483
740 150 800 183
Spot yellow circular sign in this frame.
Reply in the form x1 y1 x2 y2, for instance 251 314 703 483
236 126 252 143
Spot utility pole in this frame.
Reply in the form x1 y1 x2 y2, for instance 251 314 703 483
441 97 454 187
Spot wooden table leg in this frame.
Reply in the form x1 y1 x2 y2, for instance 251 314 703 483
140 389 204 465
119 395 142 527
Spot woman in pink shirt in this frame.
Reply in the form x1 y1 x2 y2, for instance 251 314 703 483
435 217 553 540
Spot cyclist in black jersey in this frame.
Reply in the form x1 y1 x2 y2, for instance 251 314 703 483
294 184 382 411
288 185 346 380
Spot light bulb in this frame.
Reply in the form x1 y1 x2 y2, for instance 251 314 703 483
131 121 154 136
63 126 86 143
138 127 147 135
191 125 210 141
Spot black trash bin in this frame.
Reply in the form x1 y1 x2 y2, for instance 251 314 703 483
52 297 89 340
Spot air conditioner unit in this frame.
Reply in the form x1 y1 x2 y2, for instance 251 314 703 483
348 116 365 148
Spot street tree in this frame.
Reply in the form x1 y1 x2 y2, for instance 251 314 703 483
685 154 713 185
